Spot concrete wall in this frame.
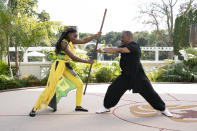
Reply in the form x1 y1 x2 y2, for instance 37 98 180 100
13 61 172 79
11 62 51 79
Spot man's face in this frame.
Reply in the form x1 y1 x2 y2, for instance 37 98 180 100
69 32 78 41
121 33 132 45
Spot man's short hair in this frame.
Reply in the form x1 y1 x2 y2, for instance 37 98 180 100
122 31 133 38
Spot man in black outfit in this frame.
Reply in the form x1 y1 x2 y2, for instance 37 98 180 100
96 31 173 117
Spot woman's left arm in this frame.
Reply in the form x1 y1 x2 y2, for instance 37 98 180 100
72 32 101 44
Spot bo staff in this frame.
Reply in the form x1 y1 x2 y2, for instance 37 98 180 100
83 9 107 95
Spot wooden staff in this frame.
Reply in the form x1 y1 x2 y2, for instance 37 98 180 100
83 9 107 95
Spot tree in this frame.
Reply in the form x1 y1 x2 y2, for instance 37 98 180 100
101 32 121 47
173 8 197 55
140 0 196 47
85 44 97 59
179 0 197 15
10 0 38 17
137 37 148 46
38 10 50 22
139 4 163 36
0 0 62 78
0 0 7 60
0 1 15 77
7 0 38 78
79 33 92 39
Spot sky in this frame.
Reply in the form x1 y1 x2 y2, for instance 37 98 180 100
37 0 184 34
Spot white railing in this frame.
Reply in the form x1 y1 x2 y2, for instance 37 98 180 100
140 47 173 61
6 46 175 79
7 46 175 62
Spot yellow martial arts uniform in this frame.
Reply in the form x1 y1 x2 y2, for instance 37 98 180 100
33 40 83 111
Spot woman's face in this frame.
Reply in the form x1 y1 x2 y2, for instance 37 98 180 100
68 32 78 41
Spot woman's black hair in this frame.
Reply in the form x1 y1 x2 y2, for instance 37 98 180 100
55 27 77 54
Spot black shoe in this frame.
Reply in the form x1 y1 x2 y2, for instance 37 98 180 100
75 106 88 112
29 109 36 117
53 108 57 112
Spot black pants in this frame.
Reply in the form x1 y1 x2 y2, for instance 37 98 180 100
103 75 165 111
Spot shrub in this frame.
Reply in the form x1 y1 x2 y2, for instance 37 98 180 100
0 61 9 75
147 69 162 82
5 79 22 89
0 75 22 90
0 74 43 90
148 58 197 82
40 74 49 86
0 60 16 76
111 61 121 81
147 47 197 82
21 75 41 87
70 60 102 83
95 67 113 82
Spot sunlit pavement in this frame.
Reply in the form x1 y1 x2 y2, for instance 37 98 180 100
0 83 197 131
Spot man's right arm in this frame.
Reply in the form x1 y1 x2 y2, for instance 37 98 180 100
97 47 130 54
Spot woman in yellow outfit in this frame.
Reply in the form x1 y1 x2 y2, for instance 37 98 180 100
29 28 101 117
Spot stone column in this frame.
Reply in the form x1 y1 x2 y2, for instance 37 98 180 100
155 48 159 61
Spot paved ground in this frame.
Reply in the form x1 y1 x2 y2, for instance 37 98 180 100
0 83 197 131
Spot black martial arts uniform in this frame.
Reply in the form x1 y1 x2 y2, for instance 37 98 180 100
104 41 165 111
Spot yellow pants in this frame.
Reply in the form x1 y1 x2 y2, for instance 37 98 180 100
33 60 83 111
63 65 83 107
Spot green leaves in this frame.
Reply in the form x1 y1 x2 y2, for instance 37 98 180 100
148 55 197 82
95 67 113 83
173 8 197 55
14 0 38 16
38 10 50 22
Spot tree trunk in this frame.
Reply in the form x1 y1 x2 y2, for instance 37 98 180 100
170 5 174 45
0 42 3 61
15 43 19 78
6 36 13 78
